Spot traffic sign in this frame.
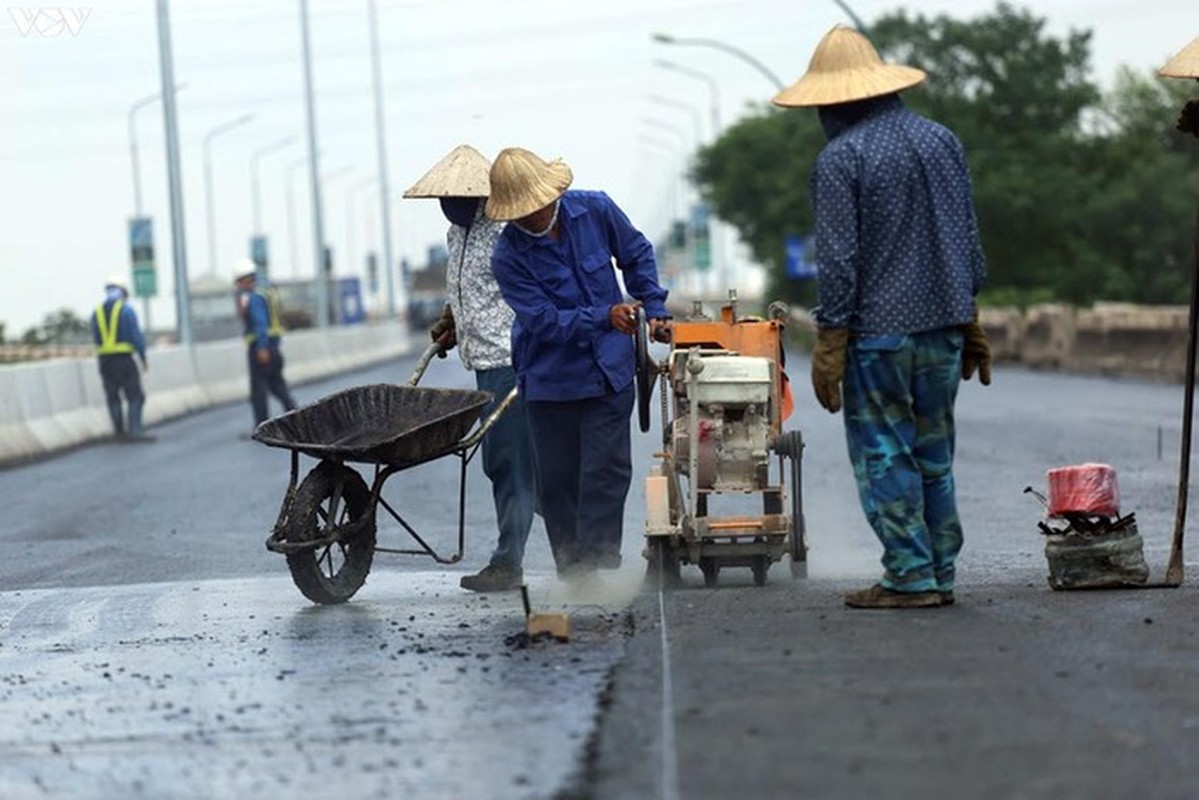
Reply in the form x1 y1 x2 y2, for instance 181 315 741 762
128 217 157 298
785 234 818 280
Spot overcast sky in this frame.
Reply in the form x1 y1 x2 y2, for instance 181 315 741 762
1 0 1194 335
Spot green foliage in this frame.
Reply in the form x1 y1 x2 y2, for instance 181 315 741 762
21 308 90 345
691 1 1199 311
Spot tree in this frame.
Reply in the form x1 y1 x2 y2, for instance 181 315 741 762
21 308 90 345
691 2 1199 309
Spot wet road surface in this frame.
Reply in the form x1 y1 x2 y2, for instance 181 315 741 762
3 346 1199 798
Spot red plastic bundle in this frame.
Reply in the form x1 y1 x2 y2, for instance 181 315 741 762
1046 463 1120 518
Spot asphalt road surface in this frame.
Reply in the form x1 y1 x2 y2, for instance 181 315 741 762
3 346 1199 799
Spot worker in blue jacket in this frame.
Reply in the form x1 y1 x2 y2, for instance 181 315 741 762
91 274 152 441
486 147 670 583
235 260 296 428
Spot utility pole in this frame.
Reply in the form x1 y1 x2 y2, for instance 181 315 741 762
299 0 329 327
155 0 191 346
368 0 401 319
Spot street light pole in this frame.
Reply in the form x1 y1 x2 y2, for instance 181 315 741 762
653 59 731 296
651 33 785 91
154 0 192 347
831 0 868 32
250 136 297 234
655 59 721 138
346 177 375 291
367 0 401 319
203 113 255 278
298 0 329 328
284 156 308 279
647 94 704 152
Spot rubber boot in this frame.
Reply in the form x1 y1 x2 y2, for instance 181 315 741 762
127 401 155 442
107 399 125 439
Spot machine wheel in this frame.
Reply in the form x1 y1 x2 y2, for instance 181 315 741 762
284 460 377 604
635 306 654 433
644 538 681 590
700 557 720 588
751 555 770 587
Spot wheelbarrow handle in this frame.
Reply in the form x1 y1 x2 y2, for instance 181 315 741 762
460 386 519 449
407 342 446 386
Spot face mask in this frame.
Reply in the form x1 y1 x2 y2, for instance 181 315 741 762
513 200 560 238
439 197 479 227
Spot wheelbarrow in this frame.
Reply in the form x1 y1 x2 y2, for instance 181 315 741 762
252 343 517 604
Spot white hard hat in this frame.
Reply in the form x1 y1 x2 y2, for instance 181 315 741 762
233 257 258 283
105 273 129 293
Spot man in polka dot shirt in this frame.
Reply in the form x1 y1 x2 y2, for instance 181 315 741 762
773 26 992 610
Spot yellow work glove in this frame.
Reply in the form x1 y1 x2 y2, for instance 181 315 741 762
960 310 992 385
811 328 849 414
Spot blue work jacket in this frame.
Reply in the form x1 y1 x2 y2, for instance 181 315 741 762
91 296 146 361
492 190 669 402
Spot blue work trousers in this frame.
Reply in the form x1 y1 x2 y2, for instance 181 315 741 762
475 367 537 571
248 342 296 426
842 329 964 593
526 386 634 572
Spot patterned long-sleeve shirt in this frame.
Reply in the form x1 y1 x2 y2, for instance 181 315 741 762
810 95 986 334
445 205 511 371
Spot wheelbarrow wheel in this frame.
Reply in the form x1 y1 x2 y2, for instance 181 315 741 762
285 460 377 605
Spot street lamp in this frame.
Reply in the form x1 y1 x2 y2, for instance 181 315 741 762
655 59 721 137
285 155 308 278
367 0 401 319
831 0 868 32
203 112 255 278
320 167 354 279
346 177 375 288
647 94 704 151
250 135 297 234
298 0 329 328
651 33 784 91
126 82 184 334
128 82 186 217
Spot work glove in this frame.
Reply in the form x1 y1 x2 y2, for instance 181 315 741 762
811 328 849 414
429 303 456 357
960 310 992 385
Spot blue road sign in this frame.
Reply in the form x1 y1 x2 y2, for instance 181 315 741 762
785 234 818 280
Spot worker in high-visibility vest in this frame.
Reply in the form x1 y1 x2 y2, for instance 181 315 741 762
235 259 296 429
90 274 152 441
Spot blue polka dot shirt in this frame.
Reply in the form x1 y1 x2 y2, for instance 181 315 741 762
810 95 986 333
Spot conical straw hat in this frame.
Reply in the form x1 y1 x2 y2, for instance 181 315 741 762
402 144 492 198
485 147 573 221
1160 37 1199 79
772 26 926 108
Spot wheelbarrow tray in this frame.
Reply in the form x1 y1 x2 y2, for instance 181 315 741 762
252 383 492 467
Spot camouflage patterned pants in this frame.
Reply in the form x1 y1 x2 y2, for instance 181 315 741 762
843 329 964 593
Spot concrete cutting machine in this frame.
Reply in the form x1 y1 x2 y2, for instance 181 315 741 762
636 291 806 588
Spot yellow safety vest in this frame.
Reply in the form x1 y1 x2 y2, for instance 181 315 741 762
95 300 134 355
243 288 287 343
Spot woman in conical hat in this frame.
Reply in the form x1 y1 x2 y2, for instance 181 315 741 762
486 146 671 583
776 27 990 610
401 144 539 595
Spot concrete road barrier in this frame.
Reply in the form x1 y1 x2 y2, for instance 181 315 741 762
0 321 413 468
